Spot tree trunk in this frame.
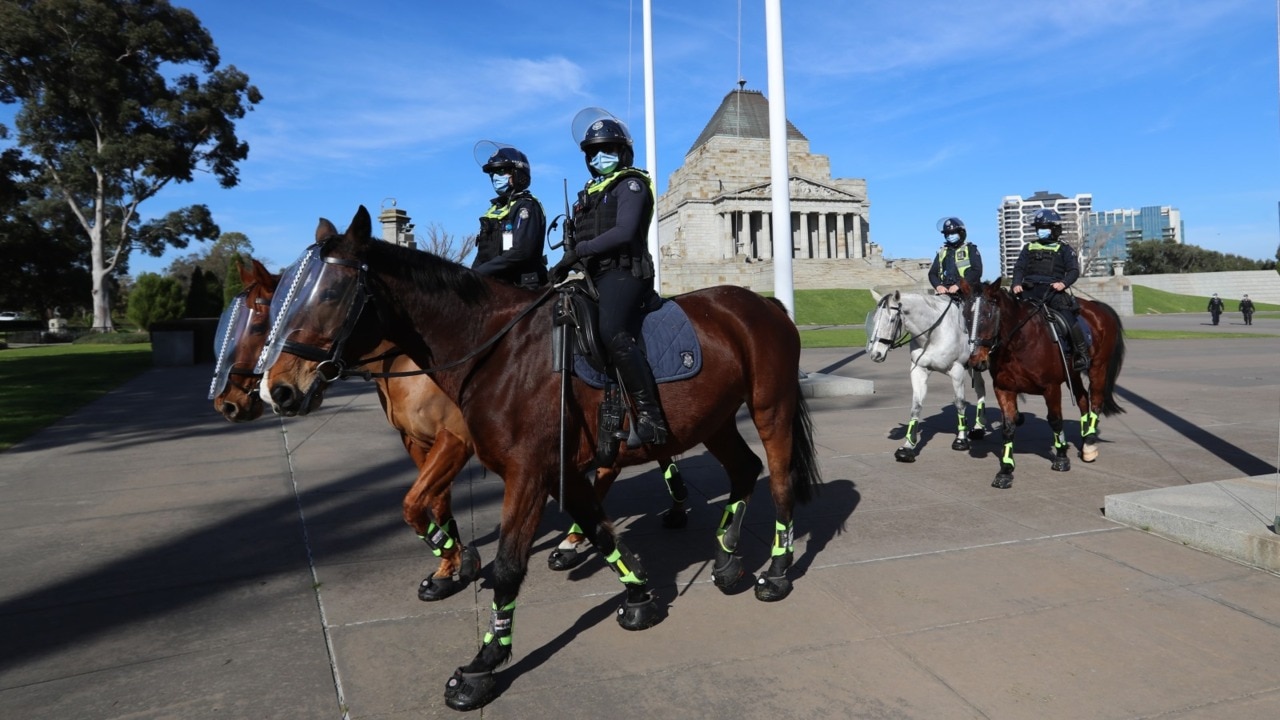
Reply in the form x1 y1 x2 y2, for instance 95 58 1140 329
90 223 114 332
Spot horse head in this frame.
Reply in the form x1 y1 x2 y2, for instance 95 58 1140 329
966 277 1008 372
258 206 388 416
865 291 901 363
210 258 280 422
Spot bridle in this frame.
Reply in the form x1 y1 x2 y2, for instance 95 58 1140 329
872 294 957 354
968 291 1043 354
266 238 556 401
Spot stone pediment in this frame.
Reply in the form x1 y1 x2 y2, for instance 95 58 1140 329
729 177 862 202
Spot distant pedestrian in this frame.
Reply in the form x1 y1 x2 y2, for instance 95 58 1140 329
1208 293 1224 325
1239 294 1255 325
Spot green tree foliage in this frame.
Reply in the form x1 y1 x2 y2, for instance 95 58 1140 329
126 272 184 329
1125 239 1277 275
183 266 223 318
166 230 255 291
0 0 263 330
223 256 247 305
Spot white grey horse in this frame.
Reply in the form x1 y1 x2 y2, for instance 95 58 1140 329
865 290 991 462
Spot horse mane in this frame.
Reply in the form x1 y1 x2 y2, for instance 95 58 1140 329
355 236 492 306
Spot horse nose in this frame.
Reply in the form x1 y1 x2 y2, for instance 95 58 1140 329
270 383 299 412
219 401 238 420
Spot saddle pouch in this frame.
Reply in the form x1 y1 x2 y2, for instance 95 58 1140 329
554 283 610 374
596 381 625 467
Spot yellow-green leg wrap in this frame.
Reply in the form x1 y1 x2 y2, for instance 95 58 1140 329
604 542 647 585
1080 411 1099 437
772 520 794 557
1053 430 1068 452
419 518 459 558
904 418 920 447
717 499 748 553
1001 441 1015 468
482 600 516 647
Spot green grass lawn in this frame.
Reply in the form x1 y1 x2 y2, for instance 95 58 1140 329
0 344 153 451
1131 284 1280 314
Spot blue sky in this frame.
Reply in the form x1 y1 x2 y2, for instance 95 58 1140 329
17 1 1280 276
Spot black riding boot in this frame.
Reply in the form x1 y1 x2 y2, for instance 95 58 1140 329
609 334 669 446
1070 324 1090 372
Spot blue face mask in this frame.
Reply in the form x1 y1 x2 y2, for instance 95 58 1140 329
589 151 620 175
491 174 511 193
944 233 961 245
1036 228 1053 240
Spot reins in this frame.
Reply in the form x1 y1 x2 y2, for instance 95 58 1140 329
339 284 557 381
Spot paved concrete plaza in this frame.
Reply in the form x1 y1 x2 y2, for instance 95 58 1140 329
1 313 1278 719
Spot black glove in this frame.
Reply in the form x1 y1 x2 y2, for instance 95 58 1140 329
552 247 579 280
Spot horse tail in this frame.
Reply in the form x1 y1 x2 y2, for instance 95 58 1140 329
789 384 823 504
1097 302 1126 416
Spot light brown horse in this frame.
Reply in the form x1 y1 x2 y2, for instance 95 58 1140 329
259 207 821 710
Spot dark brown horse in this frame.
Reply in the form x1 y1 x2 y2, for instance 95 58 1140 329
259 206 821 711
966 277 1125 488
211 258 687 602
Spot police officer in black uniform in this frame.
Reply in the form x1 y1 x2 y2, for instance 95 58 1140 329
471 143 547 288
1011 208 1089 372
552 108 668 445
929 216 983 298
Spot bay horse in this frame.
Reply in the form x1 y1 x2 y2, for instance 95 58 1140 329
966 277 1125 489
210 258 688 602
865 290 990 461
259 206 821 711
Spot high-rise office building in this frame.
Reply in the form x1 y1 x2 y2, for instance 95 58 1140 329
996 191 1092 279
1082 205 1182 276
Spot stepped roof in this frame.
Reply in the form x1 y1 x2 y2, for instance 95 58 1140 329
688 87 806 155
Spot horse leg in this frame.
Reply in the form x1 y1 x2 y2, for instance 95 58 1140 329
559 468 663 631
549 458 685 571
1046 385 1071 472
895 364 929 462
948 364 971 451
1079 365 1102 463
401 430 481 602
703 422 765 593
969 369 991 440
443 467 548 711
993 389 1018 489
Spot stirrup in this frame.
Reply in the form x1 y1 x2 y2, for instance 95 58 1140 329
634 412 668 445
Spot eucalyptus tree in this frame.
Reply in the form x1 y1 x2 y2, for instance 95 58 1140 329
0 0 262 330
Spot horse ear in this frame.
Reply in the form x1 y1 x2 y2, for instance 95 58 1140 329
992 276 1005 289
348 206 373 240
316 218 339 241
893 290 901 301
251 259 279 291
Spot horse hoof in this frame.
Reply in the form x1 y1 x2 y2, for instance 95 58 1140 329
1081 444 1098 463
712 554 745 592
970 427 987 441
616 593 661 631
992 473 1013 489
459 545 482 581
894 447 917 463
1052 457 1071 472
661 507 689 529
444 668 498 711
754 574 792 602
951 438 970 451
418 574 466 602
548 544 590 571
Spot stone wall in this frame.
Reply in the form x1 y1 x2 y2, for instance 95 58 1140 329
1123 270 1280 305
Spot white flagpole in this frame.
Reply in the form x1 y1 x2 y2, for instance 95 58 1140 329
643 0 661 291
766 0 793 317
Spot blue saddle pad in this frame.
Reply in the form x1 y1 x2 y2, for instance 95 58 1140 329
572 299 702 389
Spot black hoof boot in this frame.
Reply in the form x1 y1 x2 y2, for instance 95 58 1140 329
951 437 970 451
712 553 744 592
970 426 988 441
444 669 498 711
992 472 1013 489
1051 454 1071 472
661 507 688 529
616 592 662 631
418 546 482 602
755 573 793 602
894 446 917 463
547 542 591 571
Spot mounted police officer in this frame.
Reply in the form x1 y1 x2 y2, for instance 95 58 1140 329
471 142 547 289
1011 208 1089 372
929 216 983 298
552 107 668 446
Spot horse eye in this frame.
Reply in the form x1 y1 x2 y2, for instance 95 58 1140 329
250 322 268 334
